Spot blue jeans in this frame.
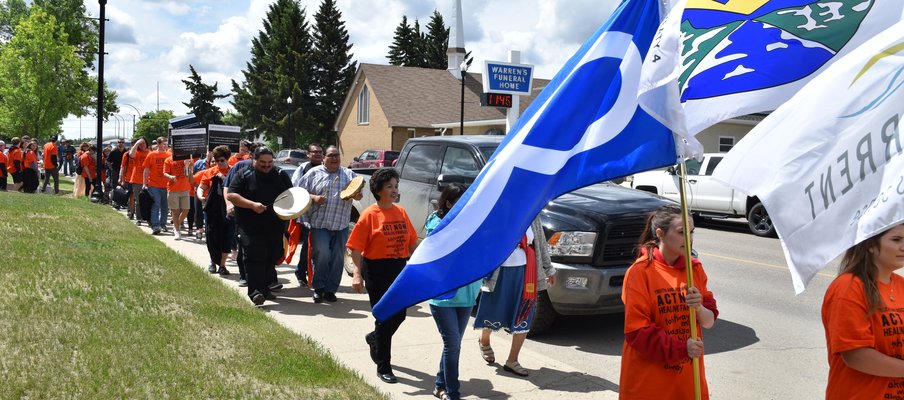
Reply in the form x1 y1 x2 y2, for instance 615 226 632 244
147 186 169 229
310 228 348 293
430 304 473 400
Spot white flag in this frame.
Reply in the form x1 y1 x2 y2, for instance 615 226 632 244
712 21 904 293
638 0 904 158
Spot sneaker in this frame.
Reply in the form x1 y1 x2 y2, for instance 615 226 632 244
208 263 217 273
217 266 230 276
161 225 169 233
295 275 308 287
136 220 142 226
237 279 248 287
174 230 182 240
195 231 203 240
313 290 324 304
251 293 265 306
151 228 161 235
267 282 283 291
324 292 338 302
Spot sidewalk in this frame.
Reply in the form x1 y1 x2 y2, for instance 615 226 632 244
136 216 617 399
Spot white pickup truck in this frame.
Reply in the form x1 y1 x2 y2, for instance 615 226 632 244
628 153 776 237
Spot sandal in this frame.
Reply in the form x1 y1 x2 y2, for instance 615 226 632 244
503 360 529 377
479 341 495 364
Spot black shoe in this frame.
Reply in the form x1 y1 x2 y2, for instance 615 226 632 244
208 263 217 273
252 293 265 306
238 279 248 287
268 282 283 291
264 292 277 300
377 372 397 384
324 292 338 302
313 290 324 304
152 228 161 235
217 266 230 276
295 275 308 287
365 332 378 364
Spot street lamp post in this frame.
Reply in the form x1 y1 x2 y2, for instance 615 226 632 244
459 52 473 136
122 104 143 137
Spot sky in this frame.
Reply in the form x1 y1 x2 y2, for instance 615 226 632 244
62 0 622 141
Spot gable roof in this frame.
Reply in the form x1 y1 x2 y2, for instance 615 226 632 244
334 63 550 130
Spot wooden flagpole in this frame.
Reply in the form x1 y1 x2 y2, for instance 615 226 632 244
676 161 702 400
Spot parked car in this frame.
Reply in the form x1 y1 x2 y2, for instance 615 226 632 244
348 135 673 335
276 149 308 166
349 149 399 168
627 153 776 237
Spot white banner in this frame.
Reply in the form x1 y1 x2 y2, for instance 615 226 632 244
712 21 904 293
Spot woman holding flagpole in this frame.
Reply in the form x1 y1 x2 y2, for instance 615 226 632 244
620 205 717 399
822 224 904 400
474 217 556 377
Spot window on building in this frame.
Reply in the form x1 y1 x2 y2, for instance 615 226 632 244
357 85 369 125
719 136 735 152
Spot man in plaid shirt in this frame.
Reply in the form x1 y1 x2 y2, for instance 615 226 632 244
298 145 362 303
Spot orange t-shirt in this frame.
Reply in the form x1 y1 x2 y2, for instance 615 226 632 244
143 151 169 188
24 151 37 170
163 157 191 192
0 151 6 177
619 253 712 400
43 142 58 169
128 150 149 183
823 273 904 399
6 148 22 174
79 153 96 179
346 204 418 260
199 165 231 191
227 153 248 167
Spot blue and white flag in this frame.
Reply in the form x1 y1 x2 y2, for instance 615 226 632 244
712 21 904 293
373 0 676 321
638 0 904 157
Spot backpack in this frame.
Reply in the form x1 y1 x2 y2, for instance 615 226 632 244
75 156 83 175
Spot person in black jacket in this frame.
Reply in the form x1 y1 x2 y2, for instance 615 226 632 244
226 147 292 305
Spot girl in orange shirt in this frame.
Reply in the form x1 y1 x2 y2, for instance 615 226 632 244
22 141 39 193
620 205 717 400
822 224 904 399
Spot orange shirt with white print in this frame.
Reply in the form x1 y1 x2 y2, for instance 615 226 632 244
823 273 904 400
128 150 149 183
163 156 191 192
143 151 169 188
346 204 418 260
619 250 713 400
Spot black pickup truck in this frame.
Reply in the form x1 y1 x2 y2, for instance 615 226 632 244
349 135 673 334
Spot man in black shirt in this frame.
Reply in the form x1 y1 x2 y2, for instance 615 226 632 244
107 139 125 198
226 147 292 305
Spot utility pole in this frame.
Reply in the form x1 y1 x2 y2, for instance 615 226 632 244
94 0 107 200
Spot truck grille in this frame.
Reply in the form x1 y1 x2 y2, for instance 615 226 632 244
597 219 647 267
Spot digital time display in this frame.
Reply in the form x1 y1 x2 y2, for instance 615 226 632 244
481 92 513 108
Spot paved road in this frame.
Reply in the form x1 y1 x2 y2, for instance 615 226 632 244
527 218 836 400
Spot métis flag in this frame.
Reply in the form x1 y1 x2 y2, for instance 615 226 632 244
711 20 904 293
372 0 677 321
638 0 904 157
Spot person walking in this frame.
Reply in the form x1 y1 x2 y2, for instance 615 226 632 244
143 137 170 235
191 152 212 240
61 140 76 176
78 145 97 198
41 136 60 194
163 154 192 240
7 138 23 192
0 140 7 191
128 138 150 225
290 143 324 286
107 139 125 202
298 146 361 303
22 141 39 193
198 145 232 275
619 205 717 399
226 146 292 305
347 168 418 384
426 183 480 400
822 224 904 400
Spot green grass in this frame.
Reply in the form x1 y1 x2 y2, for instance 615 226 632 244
0 192 387 399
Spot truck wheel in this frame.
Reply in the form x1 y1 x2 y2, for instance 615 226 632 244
747 202 776 237
527 291 557 337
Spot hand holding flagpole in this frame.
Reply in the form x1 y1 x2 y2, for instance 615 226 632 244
677 161 701 400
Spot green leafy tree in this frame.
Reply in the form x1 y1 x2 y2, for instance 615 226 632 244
423 10 449 69
182 64 227 127
0 7 87 141
134 109 175 140
312 0 356 146
387 15 421 66
231 0 315 149
32 0 98 70
0 0 27 42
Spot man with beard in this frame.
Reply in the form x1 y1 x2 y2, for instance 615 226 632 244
226 147 292 305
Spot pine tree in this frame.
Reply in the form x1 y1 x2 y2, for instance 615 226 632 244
312 0 356 146
182 64 227 127
231 0 315 149
423 10 449 69
387 16 416 66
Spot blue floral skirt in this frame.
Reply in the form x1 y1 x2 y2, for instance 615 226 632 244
473 265 534 334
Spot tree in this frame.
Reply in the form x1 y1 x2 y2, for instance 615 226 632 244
311 0 356 145
182 64 227 127
387 15 422 66
231 0 316 149
32 0 98 70
0 0 27 42
0 7 87 141
423 10 449 69
134 109 175 140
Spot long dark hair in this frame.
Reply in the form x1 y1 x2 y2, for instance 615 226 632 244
436 183 466 218
636 205 683 259
839 226 902 316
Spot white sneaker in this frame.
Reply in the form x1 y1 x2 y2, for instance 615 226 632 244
174 230 182 240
